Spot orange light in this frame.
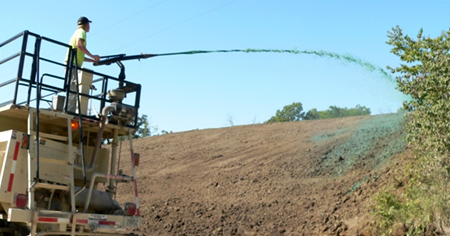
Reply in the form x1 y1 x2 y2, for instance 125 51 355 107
71 120 79 130
21 134 29 149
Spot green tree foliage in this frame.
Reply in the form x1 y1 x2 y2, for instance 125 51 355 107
373 26 450 234
304 108 320 120
133 114 151 138
304 105 370 120
266 102 304 123
267 103 370 123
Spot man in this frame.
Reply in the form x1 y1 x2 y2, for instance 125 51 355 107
66 16 100 66
65 16 100 112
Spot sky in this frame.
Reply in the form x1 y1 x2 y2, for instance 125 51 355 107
0 1 448 133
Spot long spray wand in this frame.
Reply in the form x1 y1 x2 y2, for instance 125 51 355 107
96 48 393 82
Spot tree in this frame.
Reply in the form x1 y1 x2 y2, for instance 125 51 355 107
267 103 371 123
304 108 320 120
349 105 371 116
373 26 450 233
303 105 371 120
266 102 304 123
133 114 151 138
226 113 234 127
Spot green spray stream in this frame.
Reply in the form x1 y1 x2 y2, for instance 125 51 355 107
98 48 394 82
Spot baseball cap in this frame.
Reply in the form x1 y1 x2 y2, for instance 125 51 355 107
77 17 92 25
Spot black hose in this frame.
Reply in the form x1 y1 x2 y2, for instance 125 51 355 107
35 37 41 180
73 52 87 186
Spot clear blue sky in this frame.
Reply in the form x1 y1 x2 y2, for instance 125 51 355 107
0 1 447 133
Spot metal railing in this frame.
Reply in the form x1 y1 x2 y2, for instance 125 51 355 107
0 30 141 128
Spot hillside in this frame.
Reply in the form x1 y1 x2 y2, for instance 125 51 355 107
116 113 407 235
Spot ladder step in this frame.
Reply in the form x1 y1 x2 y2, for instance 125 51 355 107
33 131 68 142
34 183 70 191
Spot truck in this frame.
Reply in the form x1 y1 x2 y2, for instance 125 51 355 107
0 31 143 235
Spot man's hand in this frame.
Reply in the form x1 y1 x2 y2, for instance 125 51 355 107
92 55 101 62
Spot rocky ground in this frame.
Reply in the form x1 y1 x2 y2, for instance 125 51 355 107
115 113 407 235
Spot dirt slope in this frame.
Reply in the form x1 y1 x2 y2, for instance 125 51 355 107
116 113 406 236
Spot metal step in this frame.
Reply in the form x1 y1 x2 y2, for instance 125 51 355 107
33 183 70 191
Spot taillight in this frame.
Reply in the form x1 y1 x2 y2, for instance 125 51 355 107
15 194 27 208
21 134 29 149
133 153 140 167
71 120 79 130
124 202 136 216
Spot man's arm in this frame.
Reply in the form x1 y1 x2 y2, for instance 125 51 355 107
76 38 100 62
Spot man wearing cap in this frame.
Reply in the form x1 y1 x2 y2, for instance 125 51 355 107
65 16 100 113
66 16 100 66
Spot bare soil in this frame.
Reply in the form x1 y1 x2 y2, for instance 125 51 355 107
115 113 407 236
